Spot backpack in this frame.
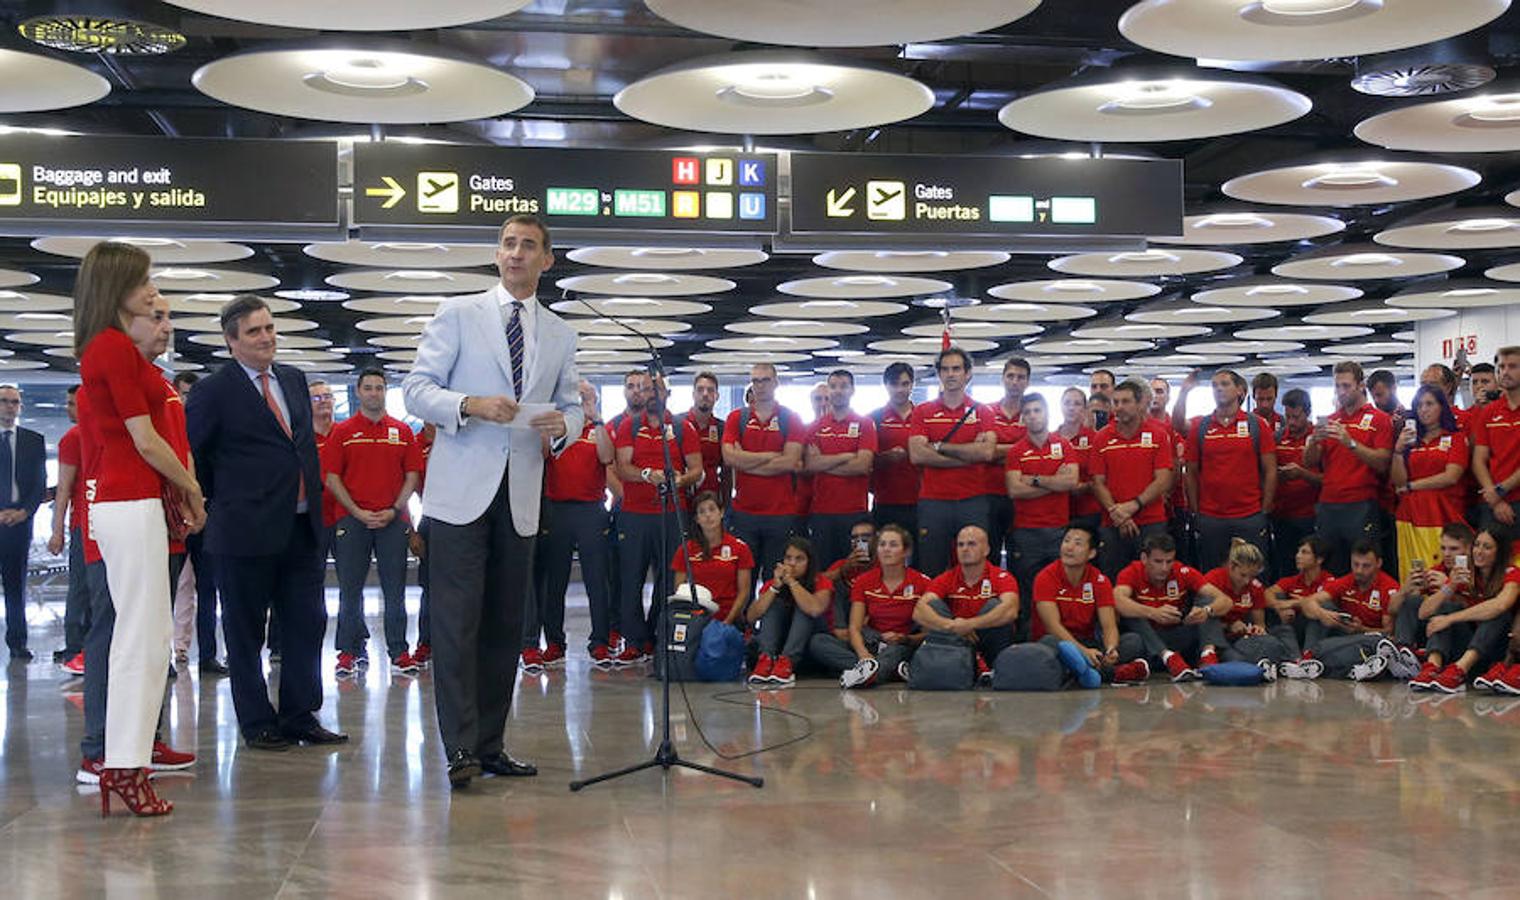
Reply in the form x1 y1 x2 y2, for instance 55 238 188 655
1199 660 1268 686
652 600 710 682
1193 413 1263 483
694 619 745 682
991 643 1063 692
906 630 975 690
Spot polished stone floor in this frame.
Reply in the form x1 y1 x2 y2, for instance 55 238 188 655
3 589 1520 898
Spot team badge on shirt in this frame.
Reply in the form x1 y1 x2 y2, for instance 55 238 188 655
1360 412 1374 429
1077 437 1089 449
1081 582 1094 603
708 425 718 441
1236 420 1249 437
388 426 400 442
1167 580 1179 598
904 585 915 598
1050 443 1063 459
719 544 732 561
847 421 860 438
1140 432 1154 448
1368 590 1382 610
1439 436 1452 451
980 579 992 597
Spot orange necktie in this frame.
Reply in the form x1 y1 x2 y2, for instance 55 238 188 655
260 372 306 506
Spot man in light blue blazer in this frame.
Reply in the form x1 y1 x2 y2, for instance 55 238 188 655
403 214 584 789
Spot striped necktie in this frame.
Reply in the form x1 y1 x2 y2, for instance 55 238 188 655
506 300 525 398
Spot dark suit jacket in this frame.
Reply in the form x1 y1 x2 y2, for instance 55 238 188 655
3 426 46 520
186 361 324 557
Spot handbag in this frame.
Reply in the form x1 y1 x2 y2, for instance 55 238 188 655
162 482 191 543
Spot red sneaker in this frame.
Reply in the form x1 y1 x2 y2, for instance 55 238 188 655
335 652 357 677
770 655 795 686
1198 648 1220 668
411 643 431 666
1112 659 1150 685
1431 663 1468 694
150 741 195 771
975 653 993 687
749 653 775 684
589 644 615 668
62 651 84 677
520 647 545 673
608 630 625 653
1496 664 1520 696
1164 652 1199 683
541 642 566 668
611 644 647 667
1409 661 1441 691
76 756 103 785
1474 662 1507 693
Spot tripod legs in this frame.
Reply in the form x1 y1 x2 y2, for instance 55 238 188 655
569 741 764 791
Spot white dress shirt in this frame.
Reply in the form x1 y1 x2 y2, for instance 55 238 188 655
0 427 16 504
238 360 293 429
494 283 539 382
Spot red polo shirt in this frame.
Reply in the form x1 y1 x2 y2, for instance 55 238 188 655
322 413 424 514
807 411 878 515
79 328 167 503
685 409 725 499
1255 408 1283 431
546 421 608 504
57 426 84 531
928 562 1018 619
1321 571 1401 629
76 390 102 565
1319 404 1394 504
1274 570 1332 600
1116 559 1207 611
1091 421 1172 526
1006 434 1076 528
910 397 994 501
850 566 932 635
722 405 804 517
985 403 1028 497
1031 561 1113 641
1185 410 1277 519
315 427 342 527
1273 427 1319 521
1203 566 1267 625
1473 395 1520 488
1397 430 1468 527
870 404 919 507
615 412 701 515
671 534 754 621
1064 426 1102 519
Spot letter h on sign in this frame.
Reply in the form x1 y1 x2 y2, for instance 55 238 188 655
672 157 700 185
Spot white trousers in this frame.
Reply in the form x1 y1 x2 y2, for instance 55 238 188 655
93 498 171 769
172 554 196 657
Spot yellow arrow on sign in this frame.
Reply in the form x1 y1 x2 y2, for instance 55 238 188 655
826 186 857 217
365 176 407 210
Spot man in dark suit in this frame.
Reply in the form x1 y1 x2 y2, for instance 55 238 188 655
0 384 46 660
186 296 346 750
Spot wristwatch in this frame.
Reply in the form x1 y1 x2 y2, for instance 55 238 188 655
1032 475 1042 488
458 396 470 421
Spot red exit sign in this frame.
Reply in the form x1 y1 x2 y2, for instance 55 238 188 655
1442 334 1478 358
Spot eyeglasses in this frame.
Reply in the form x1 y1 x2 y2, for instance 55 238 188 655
310 394 334 404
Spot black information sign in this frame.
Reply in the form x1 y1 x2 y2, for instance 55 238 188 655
789 153 1183 238
0 135 338 227
353 145 778 234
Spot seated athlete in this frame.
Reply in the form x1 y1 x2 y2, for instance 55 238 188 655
1264 534 1332 678
1113 533 1232 682
1390 522 1474 665
1204 539 1292 670
808 525 930 689
1299 539 1409 681
1413 526 1520 693
746 536 833 688
913 525 1020 687
1027 524 1149 687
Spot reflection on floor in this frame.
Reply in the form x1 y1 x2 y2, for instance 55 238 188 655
4 595 1520 898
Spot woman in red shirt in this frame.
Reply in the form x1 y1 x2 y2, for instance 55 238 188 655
1420 526 1520 693
73 242 205 817
671 491 754 627
1265 535 1332 678
745 535 832 687
1391 385 1468 584
1206 540 1289 667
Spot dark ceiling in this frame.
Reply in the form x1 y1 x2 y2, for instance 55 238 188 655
1 0 1518 381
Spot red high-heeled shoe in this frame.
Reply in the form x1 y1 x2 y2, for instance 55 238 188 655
99 767 173 818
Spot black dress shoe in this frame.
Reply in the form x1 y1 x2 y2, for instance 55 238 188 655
199 659 229 676
480 752 537 777
283 723 349 745
448 749 481 789
9 648 32 661
246 729 292 752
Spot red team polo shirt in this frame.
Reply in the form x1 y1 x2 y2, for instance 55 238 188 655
1005 435 1077 528
910 398 994 501
314 427 344 527
1185 410 1277 519
928 562 1018 619
1321 571 1401 628
1116 559 1207 612
870 405 920 507
321 413 425 514
850 567 933 635
1319 404 1395 504
1274 569 1332 601
1273 427 1320 521
685 410 725 499
722 405 805 517
807 411 878 515
546 421 608 504
615 412 702 515
1473 396 1520 492
1091 421 1173 526
1398 431 1469 527
985 404 1028 498
1064 426 1102 520
671 534 754 621
76 390 102 565
1202 566 1267 625
79 328 169 503
1031 561 1114 641
57 425 84 531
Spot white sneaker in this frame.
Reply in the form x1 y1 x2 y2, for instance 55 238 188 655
896 661 912 683
1256 659 1279 683
1349 652 1389 682
840 657 879 689
1376 639 1420 680
1278 658 1324 680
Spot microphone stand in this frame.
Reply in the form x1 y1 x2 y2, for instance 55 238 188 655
566 290 762 792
